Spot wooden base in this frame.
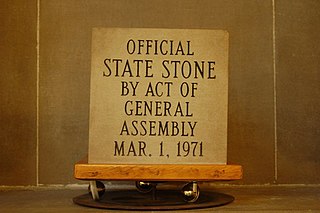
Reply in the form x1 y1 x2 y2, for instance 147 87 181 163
74 158 242 181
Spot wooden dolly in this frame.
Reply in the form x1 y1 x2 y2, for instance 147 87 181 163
74 157 242 203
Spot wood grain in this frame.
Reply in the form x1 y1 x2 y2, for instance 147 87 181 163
74 162 242 181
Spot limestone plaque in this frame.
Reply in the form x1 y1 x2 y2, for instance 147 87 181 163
88 28 228 164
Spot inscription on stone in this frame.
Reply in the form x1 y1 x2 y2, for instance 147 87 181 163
88 28 228 164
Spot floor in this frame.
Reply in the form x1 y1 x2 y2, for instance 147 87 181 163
0 185 319 212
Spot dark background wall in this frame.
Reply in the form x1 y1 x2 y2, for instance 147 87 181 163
0 0 37 185
0 0 319 185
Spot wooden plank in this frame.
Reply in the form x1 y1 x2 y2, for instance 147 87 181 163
74 163 242 181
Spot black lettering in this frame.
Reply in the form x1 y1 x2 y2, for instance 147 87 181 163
121 81 129 96
124 100 133 115
103 58 112 77
171 121 179 136
149 121 157 136
164 82 173 97
181 60 192 79
131 120 139 136
145 40 153 55
114 141 125 156
127 141 137 156
138 141 147 156
140 121 147 136
154 40 158 55
144 101 152 116
169 40 174 55
187 41 194 55
145 60 153 77
194 61 205 79
155 101 162 116
127 39 135 54
158 121 169 136
189 122 197 136
155 82 163 97
145 82 155 96
112 59 122 77
208 61 216 79
181 121 188 136
162 60 170 78
160 40 168 55
120 120 129 135
163 101 172 116
122 60 133 77
135 101 142 116
133 59 143 77
185 102 193 117
137 40 144 54
174 102 184 116
175 41 185 55
171 61 180 78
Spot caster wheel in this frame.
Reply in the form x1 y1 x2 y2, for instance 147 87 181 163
182 182 200 203
88 181 105 200
135 181 154 193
